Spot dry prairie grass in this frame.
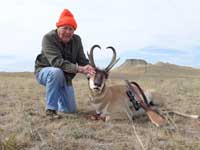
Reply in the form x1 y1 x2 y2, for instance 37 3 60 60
0 65 200 150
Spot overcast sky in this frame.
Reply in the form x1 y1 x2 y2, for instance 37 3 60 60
1 0 200 72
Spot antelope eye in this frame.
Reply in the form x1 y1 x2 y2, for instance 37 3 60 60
86 74 90 80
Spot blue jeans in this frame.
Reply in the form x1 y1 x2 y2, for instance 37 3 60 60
36 67 76 113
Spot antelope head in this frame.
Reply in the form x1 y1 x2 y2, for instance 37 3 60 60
87 44 120 94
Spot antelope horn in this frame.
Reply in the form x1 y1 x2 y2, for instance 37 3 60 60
105 46 120 72
87 44 101 68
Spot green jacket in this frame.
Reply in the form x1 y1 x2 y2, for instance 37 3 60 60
34 29 89 85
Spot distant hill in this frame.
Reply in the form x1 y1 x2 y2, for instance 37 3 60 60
117 59 148 69
114 59 148 74
112 59 200 78
154 61 194 69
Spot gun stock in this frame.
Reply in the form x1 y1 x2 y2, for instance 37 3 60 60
125 80 166 127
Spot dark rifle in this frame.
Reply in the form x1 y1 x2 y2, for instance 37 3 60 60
125 80 166 127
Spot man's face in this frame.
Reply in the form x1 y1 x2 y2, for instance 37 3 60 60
57 25 74 43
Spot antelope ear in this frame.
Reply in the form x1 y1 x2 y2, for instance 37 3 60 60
86 75 90 80
105 72 109 79
87 51 90 59
86 73 93 80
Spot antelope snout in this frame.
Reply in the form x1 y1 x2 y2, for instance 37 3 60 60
94 81 102 87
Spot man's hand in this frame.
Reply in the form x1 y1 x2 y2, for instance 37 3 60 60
78 65 95 77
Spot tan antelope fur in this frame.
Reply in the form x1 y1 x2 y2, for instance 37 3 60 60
87 45 200 123
87 45 157 121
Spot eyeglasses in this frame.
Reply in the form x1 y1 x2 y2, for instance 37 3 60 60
59 26 74 33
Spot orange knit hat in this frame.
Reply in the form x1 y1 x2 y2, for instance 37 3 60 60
56 9 77 30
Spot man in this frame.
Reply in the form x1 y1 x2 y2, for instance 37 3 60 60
34 9 95 118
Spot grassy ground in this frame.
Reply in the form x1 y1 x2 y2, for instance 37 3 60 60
0 66 200 150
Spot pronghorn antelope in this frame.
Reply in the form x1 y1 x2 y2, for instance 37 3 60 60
87 45 200 126
87 45 163 124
